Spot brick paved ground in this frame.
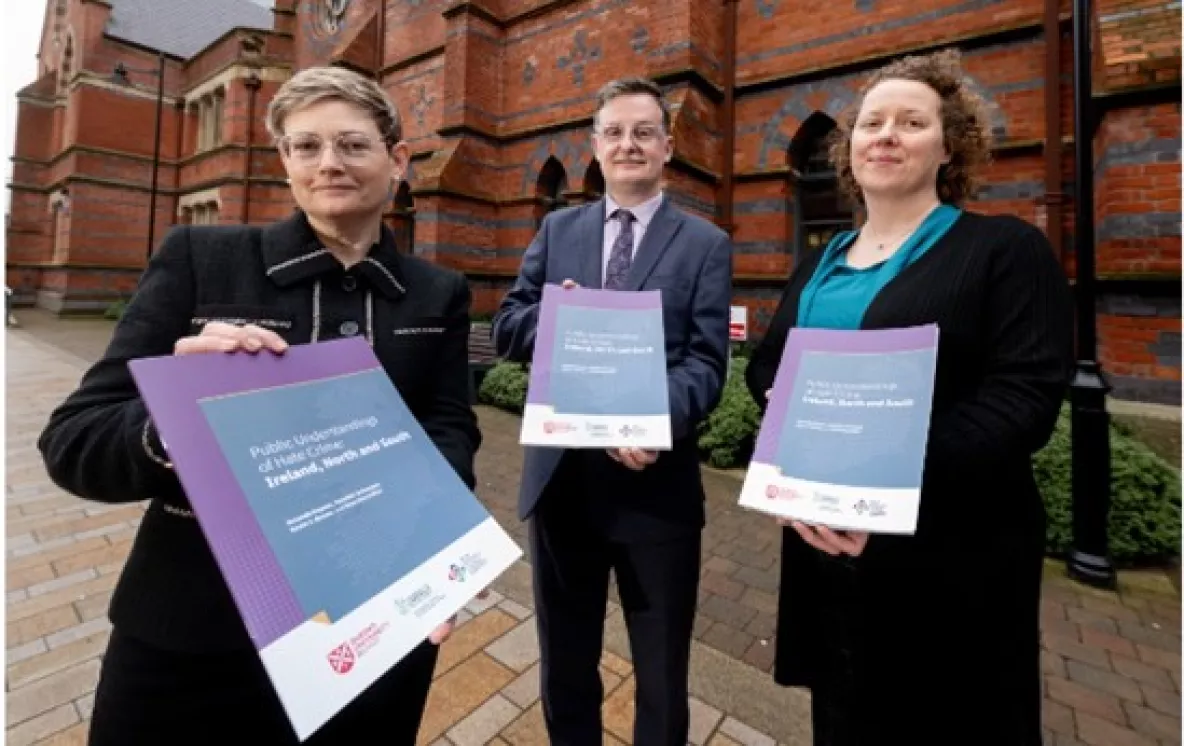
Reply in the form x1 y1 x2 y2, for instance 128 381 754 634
6 310 1182 745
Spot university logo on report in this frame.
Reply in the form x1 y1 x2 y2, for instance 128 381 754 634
327 641 356 675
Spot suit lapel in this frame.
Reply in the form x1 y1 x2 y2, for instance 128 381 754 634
577 199 606 289
624 197 682 291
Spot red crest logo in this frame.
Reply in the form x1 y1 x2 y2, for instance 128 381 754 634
766 484 802 500
327 642 356 674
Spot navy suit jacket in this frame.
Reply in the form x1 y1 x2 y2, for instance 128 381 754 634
492 195 733 538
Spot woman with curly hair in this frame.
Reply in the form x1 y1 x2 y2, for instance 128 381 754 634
745 49 1074 744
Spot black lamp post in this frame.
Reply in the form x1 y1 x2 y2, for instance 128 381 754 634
113 51 165 264
1067 0 1117 589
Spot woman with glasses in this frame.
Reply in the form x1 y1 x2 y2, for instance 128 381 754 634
38 66 480 745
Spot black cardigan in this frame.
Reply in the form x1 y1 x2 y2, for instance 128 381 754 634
746 210 1075 529
743 210 1075 733
38 211 481 652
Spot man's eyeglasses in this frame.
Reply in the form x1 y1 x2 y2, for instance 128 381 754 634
594 124 665 145
277 132 384 164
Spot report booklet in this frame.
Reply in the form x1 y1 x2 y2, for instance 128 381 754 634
129 337 522 740
738 325 939 534
520 284 671 449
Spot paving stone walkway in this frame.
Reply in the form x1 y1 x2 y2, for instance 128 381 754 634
5 311 1182 745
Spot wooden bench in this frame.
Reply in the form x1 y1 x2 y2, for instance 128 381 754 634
468 322 500 401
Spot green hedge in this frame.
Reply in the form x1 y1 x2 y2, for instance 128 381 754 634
1035 406 1181 566
474 358 1181 564
696 357 763 468
105 298 129 320
697 375 1182 566
477 360 529 414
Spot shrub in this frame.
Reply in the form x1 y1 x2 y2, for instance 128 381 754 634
1035 405 1181 566
697 357 763 468
693 372 1181 564
104 298 129 320
477 361 529 413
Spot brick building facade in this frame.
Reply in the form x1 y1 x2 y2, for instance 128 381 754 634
7 0 1180 402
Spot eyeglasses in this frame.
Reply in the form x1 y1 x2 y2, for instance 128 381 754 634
277 132 384 164
594 123 665 145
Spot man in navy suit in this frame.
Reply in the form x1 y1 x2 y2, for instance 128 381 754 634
492 77 733 746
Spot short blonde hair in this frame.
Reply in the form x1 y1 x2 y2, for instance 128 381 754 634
829 49 993 206
265 66 403 145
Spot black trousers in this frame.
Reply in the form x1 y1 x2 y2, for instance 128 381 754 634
88 626 438 745
529 496 701 746
807 556 862 746
802 550 1044 746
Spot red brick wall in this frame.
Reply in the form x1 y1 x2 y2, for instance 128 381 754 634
736 0 1044 83
1090 103 1181 403
72 85 183 159
4 16 292 303
12 95 56 163
333 13 380 73
85 43 186 103
1096 0 1181 90
38 1 66 78
1098 295 1181 403
442 12 503 134
687 0 726 89
384 0 449 67
6 0 1180 402
295 0 378 71
731 179 791 277
64 181 164 267
185 34 246 87
498 13 605 134
673 86 724 176
5 190 52 266
386 59 445 152
1093 103 1181 277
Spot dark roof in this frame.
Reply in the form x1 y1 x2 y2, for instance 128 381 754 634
105 0 274 58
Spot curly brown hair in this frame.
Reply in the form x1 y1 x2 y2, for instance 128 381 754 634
828 48 994 205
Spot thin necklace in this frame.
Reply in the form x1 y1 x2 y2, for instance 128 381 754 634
863 213 930 252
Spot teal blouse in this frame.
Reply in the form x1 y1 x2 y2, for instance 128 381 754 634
797 204 963 331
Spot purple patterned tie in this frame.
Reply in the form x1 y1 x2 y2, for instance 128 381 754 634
604 209 635 290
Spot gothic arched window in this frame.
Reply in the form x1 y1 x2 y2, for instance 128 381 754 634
584 159 605 200
788 112 854 260
535 157 568 229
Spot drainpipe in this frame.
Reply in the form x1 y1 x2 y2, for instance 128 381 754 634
1042 0 1065 260
243 71 261 224
376 0 386 75
173 97 185 228
719 0 739 234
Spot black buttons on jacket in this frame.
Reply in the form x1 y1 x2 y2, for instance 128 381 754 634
341 275 357 292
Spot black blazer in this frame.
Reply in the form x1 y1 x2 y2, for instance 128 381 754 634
744 210 1074 733
38 211 481 652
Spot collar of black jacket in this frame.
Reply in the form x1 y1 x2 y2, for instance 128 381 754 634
260 210 408 300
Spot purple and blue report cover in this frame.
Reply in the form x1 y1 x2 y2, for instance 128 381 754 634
738 325 939 534
128 337 521 741
521 283 671 449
